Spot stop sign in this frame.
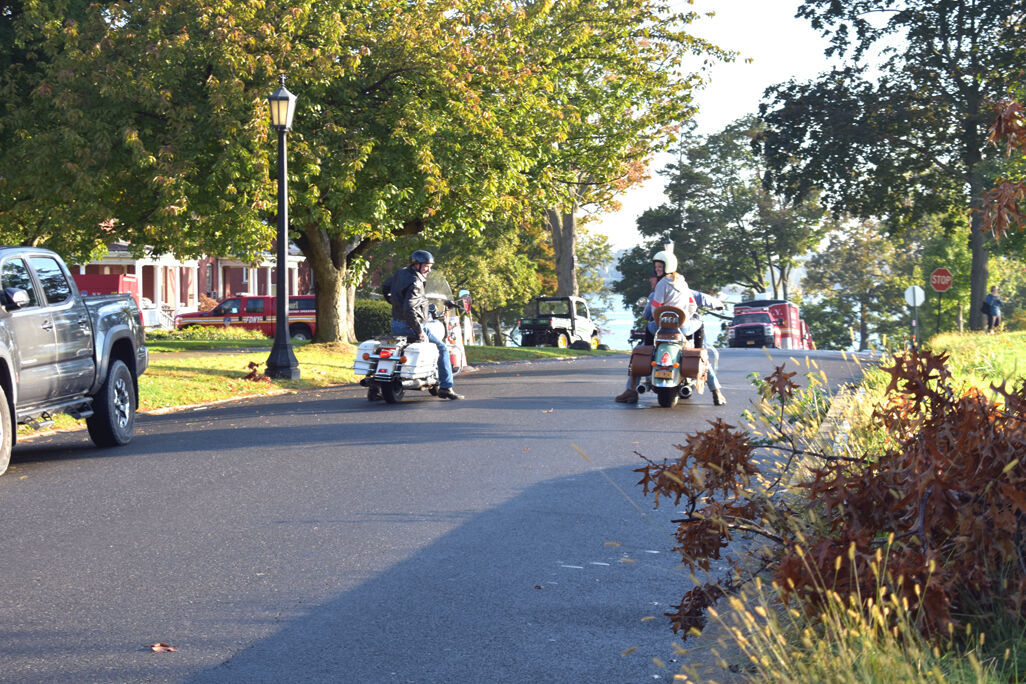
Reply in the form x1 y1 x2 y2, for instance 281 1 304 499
930 267 953 292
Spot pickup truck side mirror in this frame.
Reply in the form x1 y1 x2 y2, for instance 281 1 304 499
777 318 786 325
2 287 30 310
721 322 728 331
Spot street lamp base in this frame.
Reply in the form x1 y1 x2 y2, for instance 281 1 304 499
266 343 301 380
266 364 301 380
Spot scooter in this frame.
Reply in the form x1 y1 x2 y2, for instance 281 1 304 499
353 273 467 404
646 305 709 408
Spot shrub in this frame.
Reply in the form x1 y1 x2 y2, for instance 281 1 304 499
354 298 392 341
637 348 1026 645
146 327 268 341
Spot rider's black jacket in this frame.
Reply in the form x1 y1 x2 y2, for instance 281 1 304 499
382 265 428 337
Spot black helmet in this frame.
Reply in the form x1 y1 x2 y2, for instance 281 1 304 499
411 250 435 265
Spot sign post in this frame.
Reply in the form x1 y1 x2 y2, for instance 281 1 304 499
905 285 925 350
929 267 953 335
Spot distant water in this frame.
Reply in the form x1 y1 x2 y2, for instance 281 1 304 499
597 301 637 351
596 300 727 351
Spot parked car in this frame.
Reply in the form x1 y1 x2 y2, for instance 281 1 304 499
726 300 813 349
174 295 317 340
517 295 600 349
0 248 149 476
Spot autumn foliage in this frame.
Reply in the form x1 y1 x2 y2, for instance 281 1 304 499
637 349 1026 643
982 100 1026 240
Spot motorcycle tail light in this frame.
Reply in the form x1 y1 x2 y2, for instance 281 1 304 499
660 352 672 365
379 348 393 359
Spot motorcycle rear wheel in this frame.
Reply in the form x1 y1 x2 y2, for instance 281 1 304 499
381 378 406 404
655 387 678 408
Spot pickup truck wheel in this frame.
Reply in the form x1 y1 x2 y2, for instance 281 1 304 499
86 360 136 447
289 324 312 341
555 333 569 349
0 385 11 476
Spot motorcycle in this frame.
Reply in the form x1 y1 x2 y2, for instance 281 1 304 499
627 305 713 408
353 272 468 403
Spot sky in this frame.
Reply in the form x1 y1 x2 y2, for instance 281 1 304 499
592 0 834 251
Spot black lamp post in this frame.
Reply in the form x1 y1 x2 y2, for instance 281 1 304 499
265 74 301 379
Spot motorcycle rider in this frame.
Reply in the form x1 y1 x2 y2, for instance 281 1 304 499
615 248 726 405
382 250 463 400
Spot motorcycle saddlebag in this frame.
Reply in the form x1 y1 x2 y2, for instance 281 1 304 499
629 345 654 377
399 341 439 379
681 348 709 381
353 340 379 375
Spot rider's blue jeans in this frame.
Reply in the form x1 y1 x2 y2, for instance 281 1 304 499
391 320 454 389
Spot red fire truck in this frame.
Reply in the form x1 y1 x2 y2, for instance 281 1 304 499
727 300 814 350
174 295 317 340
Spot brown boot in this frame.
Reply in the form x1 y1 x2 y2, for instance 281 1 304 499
615 388 639 403
712 389 726 406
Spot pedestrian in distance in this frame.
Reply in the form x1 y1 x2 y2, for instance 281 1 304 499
382 250 463 400
984 285 1004 333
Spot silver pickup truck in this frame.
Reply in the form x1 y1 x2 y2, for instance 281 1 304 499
0 248 148 476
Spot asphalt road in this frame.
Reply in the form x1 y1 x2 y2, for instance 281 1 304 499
0 348 872 683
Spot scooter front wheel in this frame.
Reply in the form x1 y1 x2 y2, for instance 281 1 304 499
655 387 679 408
381 378 406 404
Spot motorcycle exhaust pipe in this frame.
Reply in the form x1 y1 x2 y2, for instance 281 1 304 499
359 377 371 387
636 384 648 394
402 379 432 389
679 386 692 399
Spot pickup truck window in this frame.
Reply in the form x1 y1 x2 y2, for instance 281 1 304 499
733 313 772 325
213 298 241 315
29 256 72 305
2 258 39 307
245 299 265 314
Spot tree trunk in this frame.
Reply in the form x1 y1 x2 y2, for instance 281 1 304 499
297 226 358 343
858 298 870 351
547 206 578 297
964 89 988 331
968 193 988 331
490 311 505 346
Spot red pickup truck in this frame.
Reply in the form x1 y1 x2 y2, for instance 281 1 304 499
727 300 814 350
174 295 317 340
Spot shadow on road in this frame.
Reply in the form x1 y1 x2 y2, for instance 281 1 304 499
180 464 698 684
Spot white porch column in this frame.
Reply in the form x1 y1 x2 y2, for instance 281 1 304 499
265 266 272 297
153 264 162 309
192 265 200 305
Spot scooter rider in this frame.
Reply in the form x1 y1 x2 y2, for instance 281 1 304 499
382 250 463 400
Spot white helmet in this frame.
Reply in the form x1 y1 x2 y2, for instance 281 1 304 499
652 249 677 274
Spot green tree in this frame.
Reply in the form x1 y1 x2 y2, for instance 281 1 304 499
613 117 828 308
757 0 1025 331
802 220 906 351
526 1 728 297
2 0 723 342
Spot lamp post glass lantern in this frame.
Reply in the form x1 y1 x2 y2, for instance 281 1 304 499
265 75 300 380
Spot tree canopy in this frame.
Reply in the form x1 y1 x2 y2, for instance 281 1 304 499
757 0 1026 330
0 0 723 342
614 117 828 309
